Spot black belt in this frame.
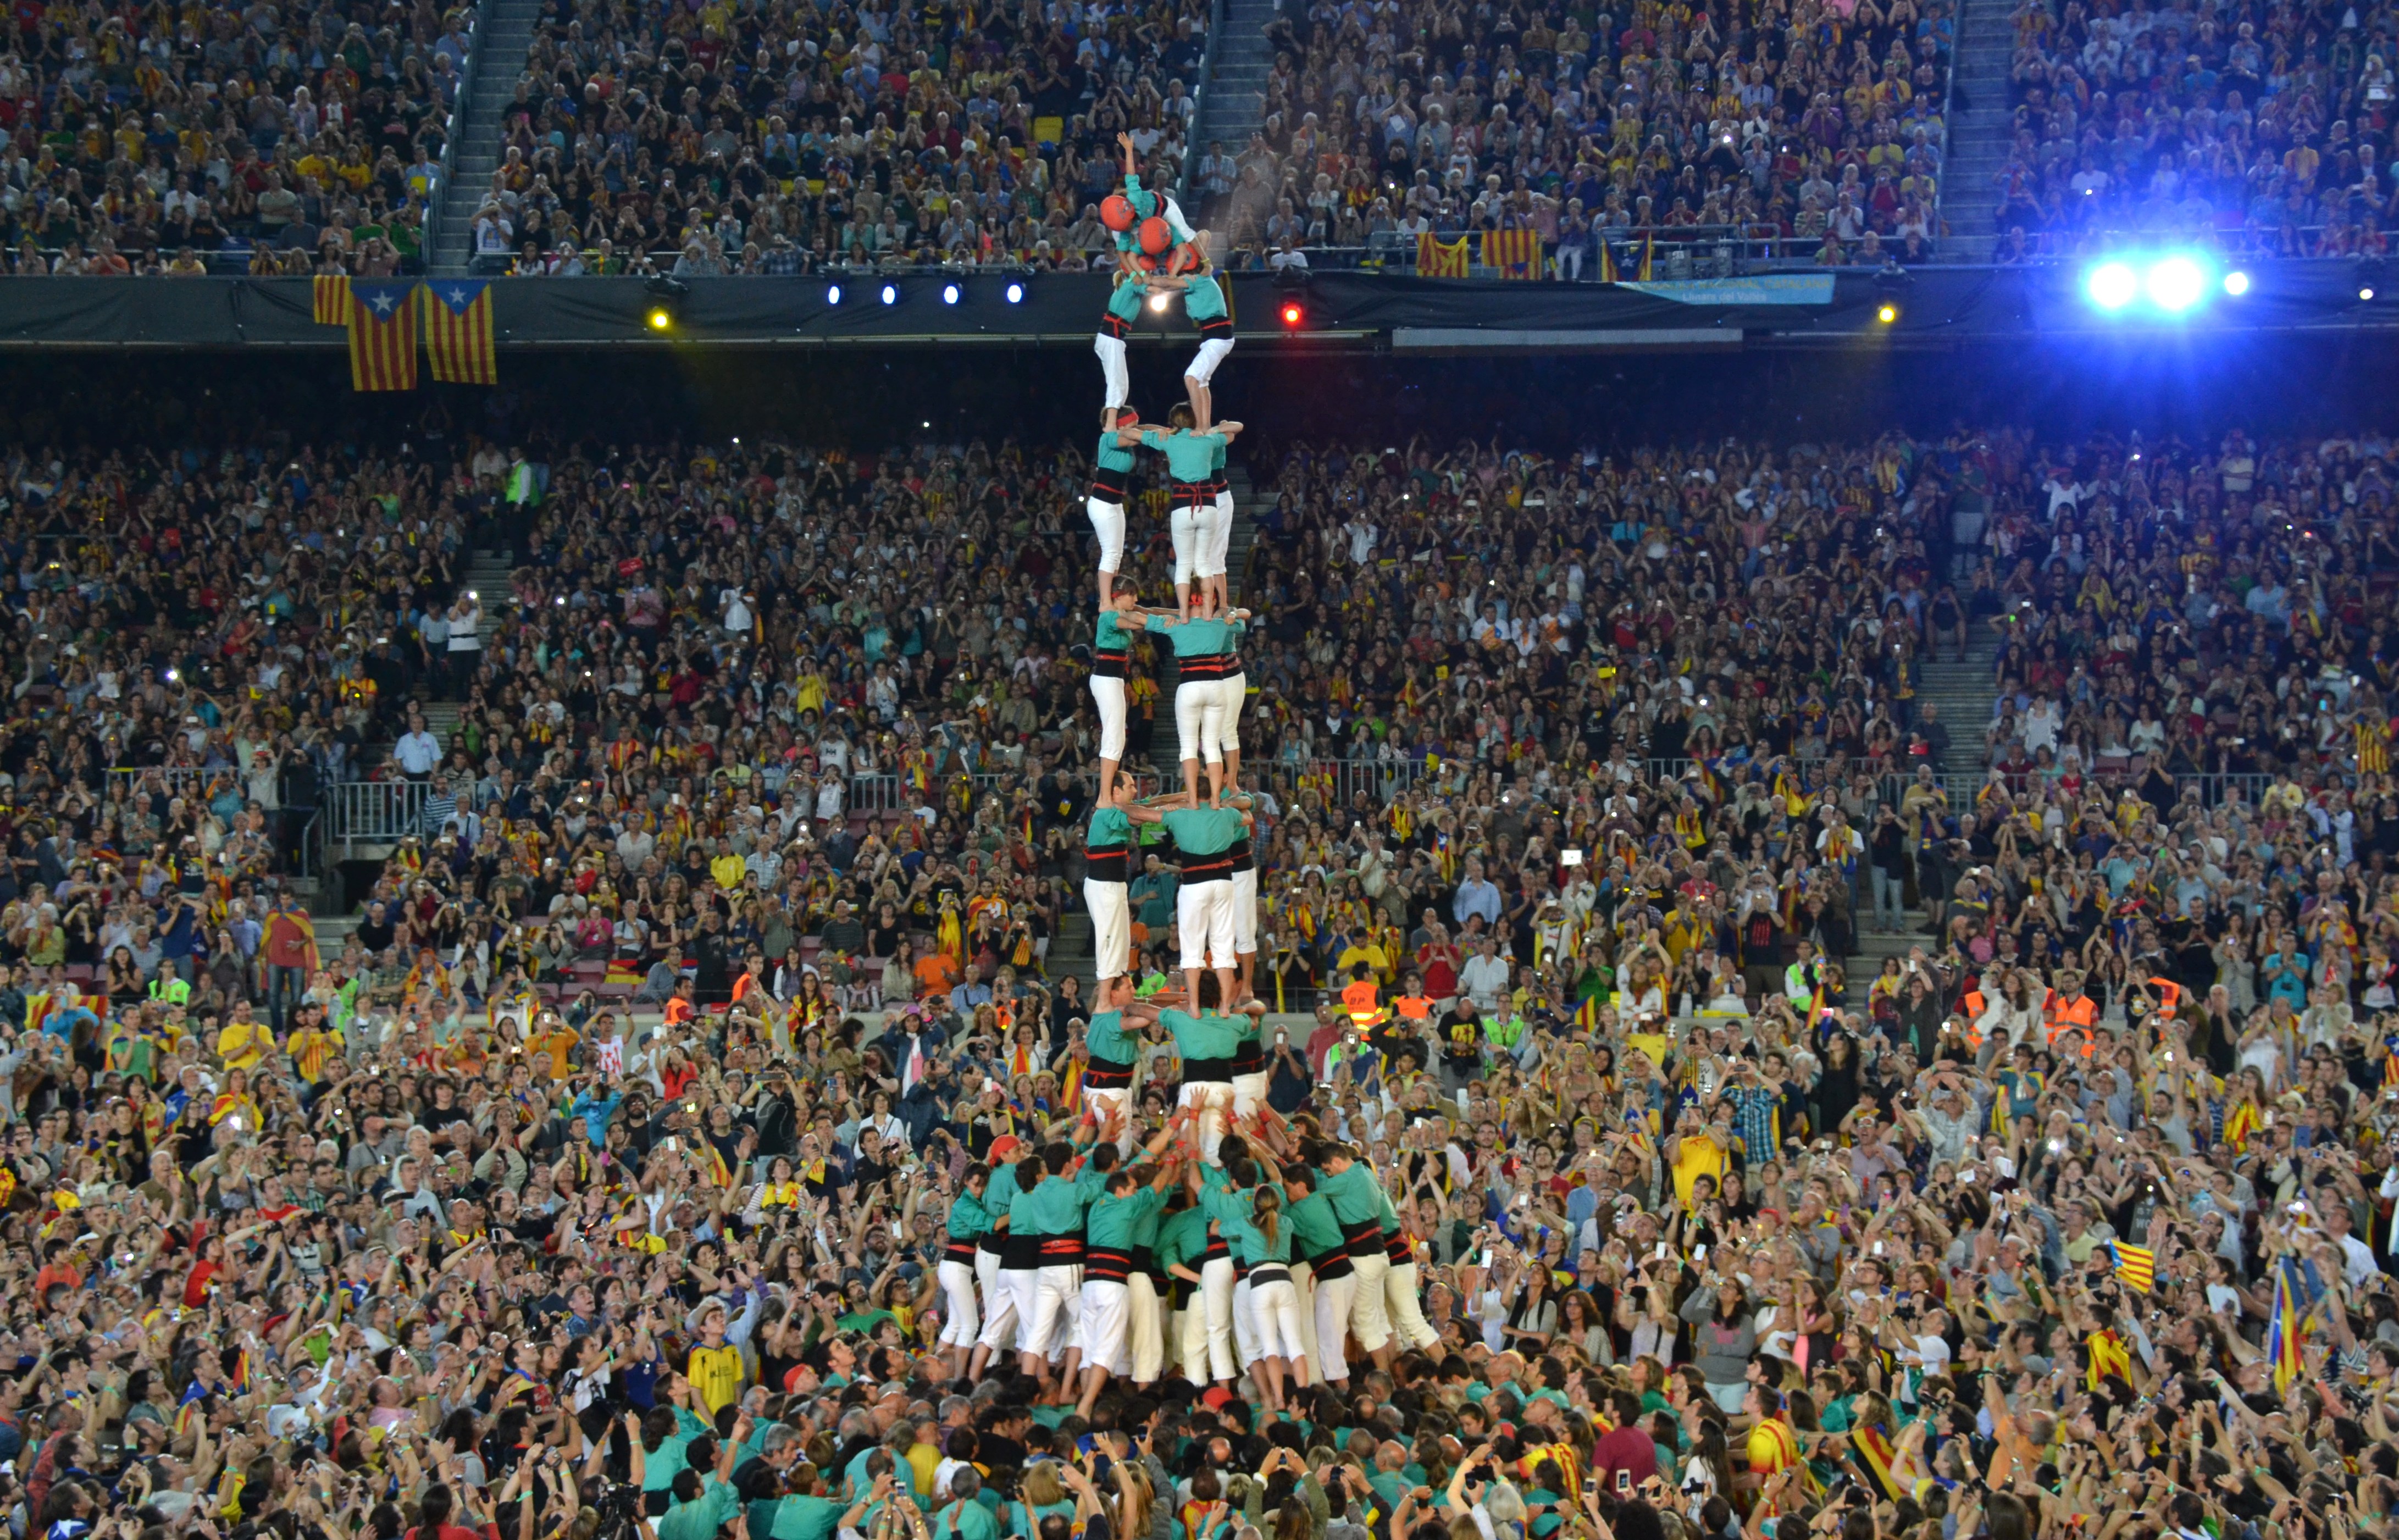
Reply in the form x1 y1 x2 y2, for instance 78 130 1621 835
1198 315 1233 337
1340 1218 1384 1259
1307 1247 1354 1279
1090 472 1129 502
944 1239 978 1262
1085 1245 1135 1283
1085 845 1130 882
1093 648 1128 680
1177 656 1235 680
1181 856 1234 882
1171 479 1215 506
1383 1232 1414 1265
1038 1236 1085 1264
1247 1264 1290 1286
1232 1042 1264 1075
1201 1236 1231 1262
1232 839 1253 873
978 1232 1003 1255
1183 1054 1235 1081
1000 1233 1041 1268
1101 312 1133 337
1083 1059 1135 1089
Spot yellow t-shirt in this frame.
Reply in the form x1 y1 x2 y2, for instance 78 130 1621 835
531 1027 580 1081
1670 1131 1729 1208
287 1027 341 1084
688 1343 745 1415
217 1019 273 1072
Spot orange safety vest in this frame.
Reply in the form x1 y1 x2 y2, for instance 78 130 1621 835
1959 989 1987 1048
1394 993 1434 1022
1342 978 1385 1028
2146 976 2182 1020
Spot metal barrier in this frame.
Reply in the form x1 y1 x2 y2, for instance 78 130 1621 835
325 780 434 854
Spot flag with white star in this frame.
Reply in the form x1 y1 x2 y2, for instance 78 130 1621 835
347 280 418 391
422 278 497 386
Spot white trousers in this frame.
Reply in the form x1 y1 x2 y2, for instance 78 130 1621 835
1232 1275 1261 1369
1383 1259 1442 1350
1087 495 1126 573
1095 331 1128 409
1085 1084 1133 1154
1249 1273 1307 1362
974 1250 1010 1350
1187 335 1234 384
1085 877 1131 981
1129 1273 1166 1382
1289 1259 1322 1373
977 1264 1031 1350
1175 678 1240 766
1090 673 1127 761
1194 498 1228 579
1177 879 1235 970
1188 1255 1237 1381
1348 1250 1393 1353
938 1258 980 1346
1311 1265 1357 1381
1030 1263 1081 1360
1231 1070 1268 1123
1080 1278 1133 1376
1171 502 1203 587
1233 865 1258 952
1176 1078 1233 1161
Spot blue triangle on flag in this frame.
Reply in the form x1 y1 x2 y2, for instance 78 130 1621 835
351 280 418 319
428 279 490 317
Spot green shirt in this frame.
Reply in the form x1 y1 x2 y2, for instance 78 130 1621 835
1096 608 1138 653
1199 1174 1292 1265
642 1406 713 1491
1106 280 1145 323
1087 805 1133 849
1139 427 1222 483
1283 1188 1345 1260
1186 274 1228 322
1087 1183 1168 1249
933 1500 1001 1540
750 1497 843 1540
1314 1162 1384 1228
1096 429 1138 475
1010 1173 1094 1238
1085 1007 1138 1067
1149 614 1242 657
1158 1006 1245 1060
946 1188 993 1243
1161 804 1245 856
1156 1202 1210 1272
656 1478 740 1540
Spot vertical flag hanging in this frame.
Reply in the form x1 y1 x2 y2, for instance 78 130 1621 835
346 281 419 391
312 274 351 325
1598 241 1620 283
1481 227 1543 279
422 279 498 385
1637 231 1656 280
1416 232 1470 276
2269 1260 2303 1395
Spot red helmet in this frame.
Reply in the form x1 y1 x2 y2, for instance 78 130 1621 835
1100 194 1137 231
1136 215 1173 256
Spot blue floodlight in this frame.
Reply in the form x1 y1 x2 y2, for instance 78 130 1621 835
2144 255 2207 313
2086 262 2140 311
825 283 843 306
2222 270 2251 296
879 283 899 306
941 282 962 305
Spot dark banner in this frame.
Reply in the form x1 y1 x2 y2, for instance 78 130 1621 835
0 263 2385 352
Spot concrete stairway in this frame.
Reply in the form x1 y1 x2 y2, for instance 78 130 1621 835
1046 911 1096 993
426 0 547 274
1185 0 1277 224
1936 0 2019 257
1914 633 2003 780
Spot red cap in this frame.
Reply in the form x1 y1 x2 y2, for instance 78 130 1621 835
1200 1386 1237 1412
988 1135 1024 1162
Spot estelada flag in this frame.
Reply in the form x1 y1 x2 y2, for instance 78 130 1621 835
422 278 498 385
1481 226 1542 279
1848 1424 1904 1502
347 281 418 391
2111 1240 2156 1293
1417 232 1469 278
312 274 351 325
1638 231 1655 280
1598 241 1620 283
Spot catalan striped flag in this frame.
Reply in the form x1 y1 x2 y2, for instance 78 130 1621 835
1417 232 1470 278
1748 1416 1803 1480
2112 1239 2156 1294
2270 1261 2303 1395
312 274 351 325
2085 1326 2132 1388
1848 1424 1904 1502
1481 226 1543 279
346 281 419 391
1574 993 1601 1028
1637 231 1655 281
422 278 498 385
1598 241 1619 283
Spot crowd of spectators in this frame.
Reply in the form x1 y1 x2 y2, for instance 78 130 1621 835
1195 0 1954 272
472 0 1213 275
3 396 2399 1540
1995 0 2399 258
0 0 463 276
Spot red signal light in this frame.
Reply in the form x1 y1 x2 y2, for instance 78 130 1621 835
1281 302 1303 326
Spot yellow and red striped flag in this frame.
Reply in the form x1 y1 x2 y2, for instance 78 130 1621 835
1598 241 1620 283
422 278 498 385
1481 226 1542 279
1637 231 1655 280
2270 1262 2303 1395
346 281 418 391
1417 232 1470 278
2085 1326 2132 1388
2112 1240 2155 1293
312 274 351 325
